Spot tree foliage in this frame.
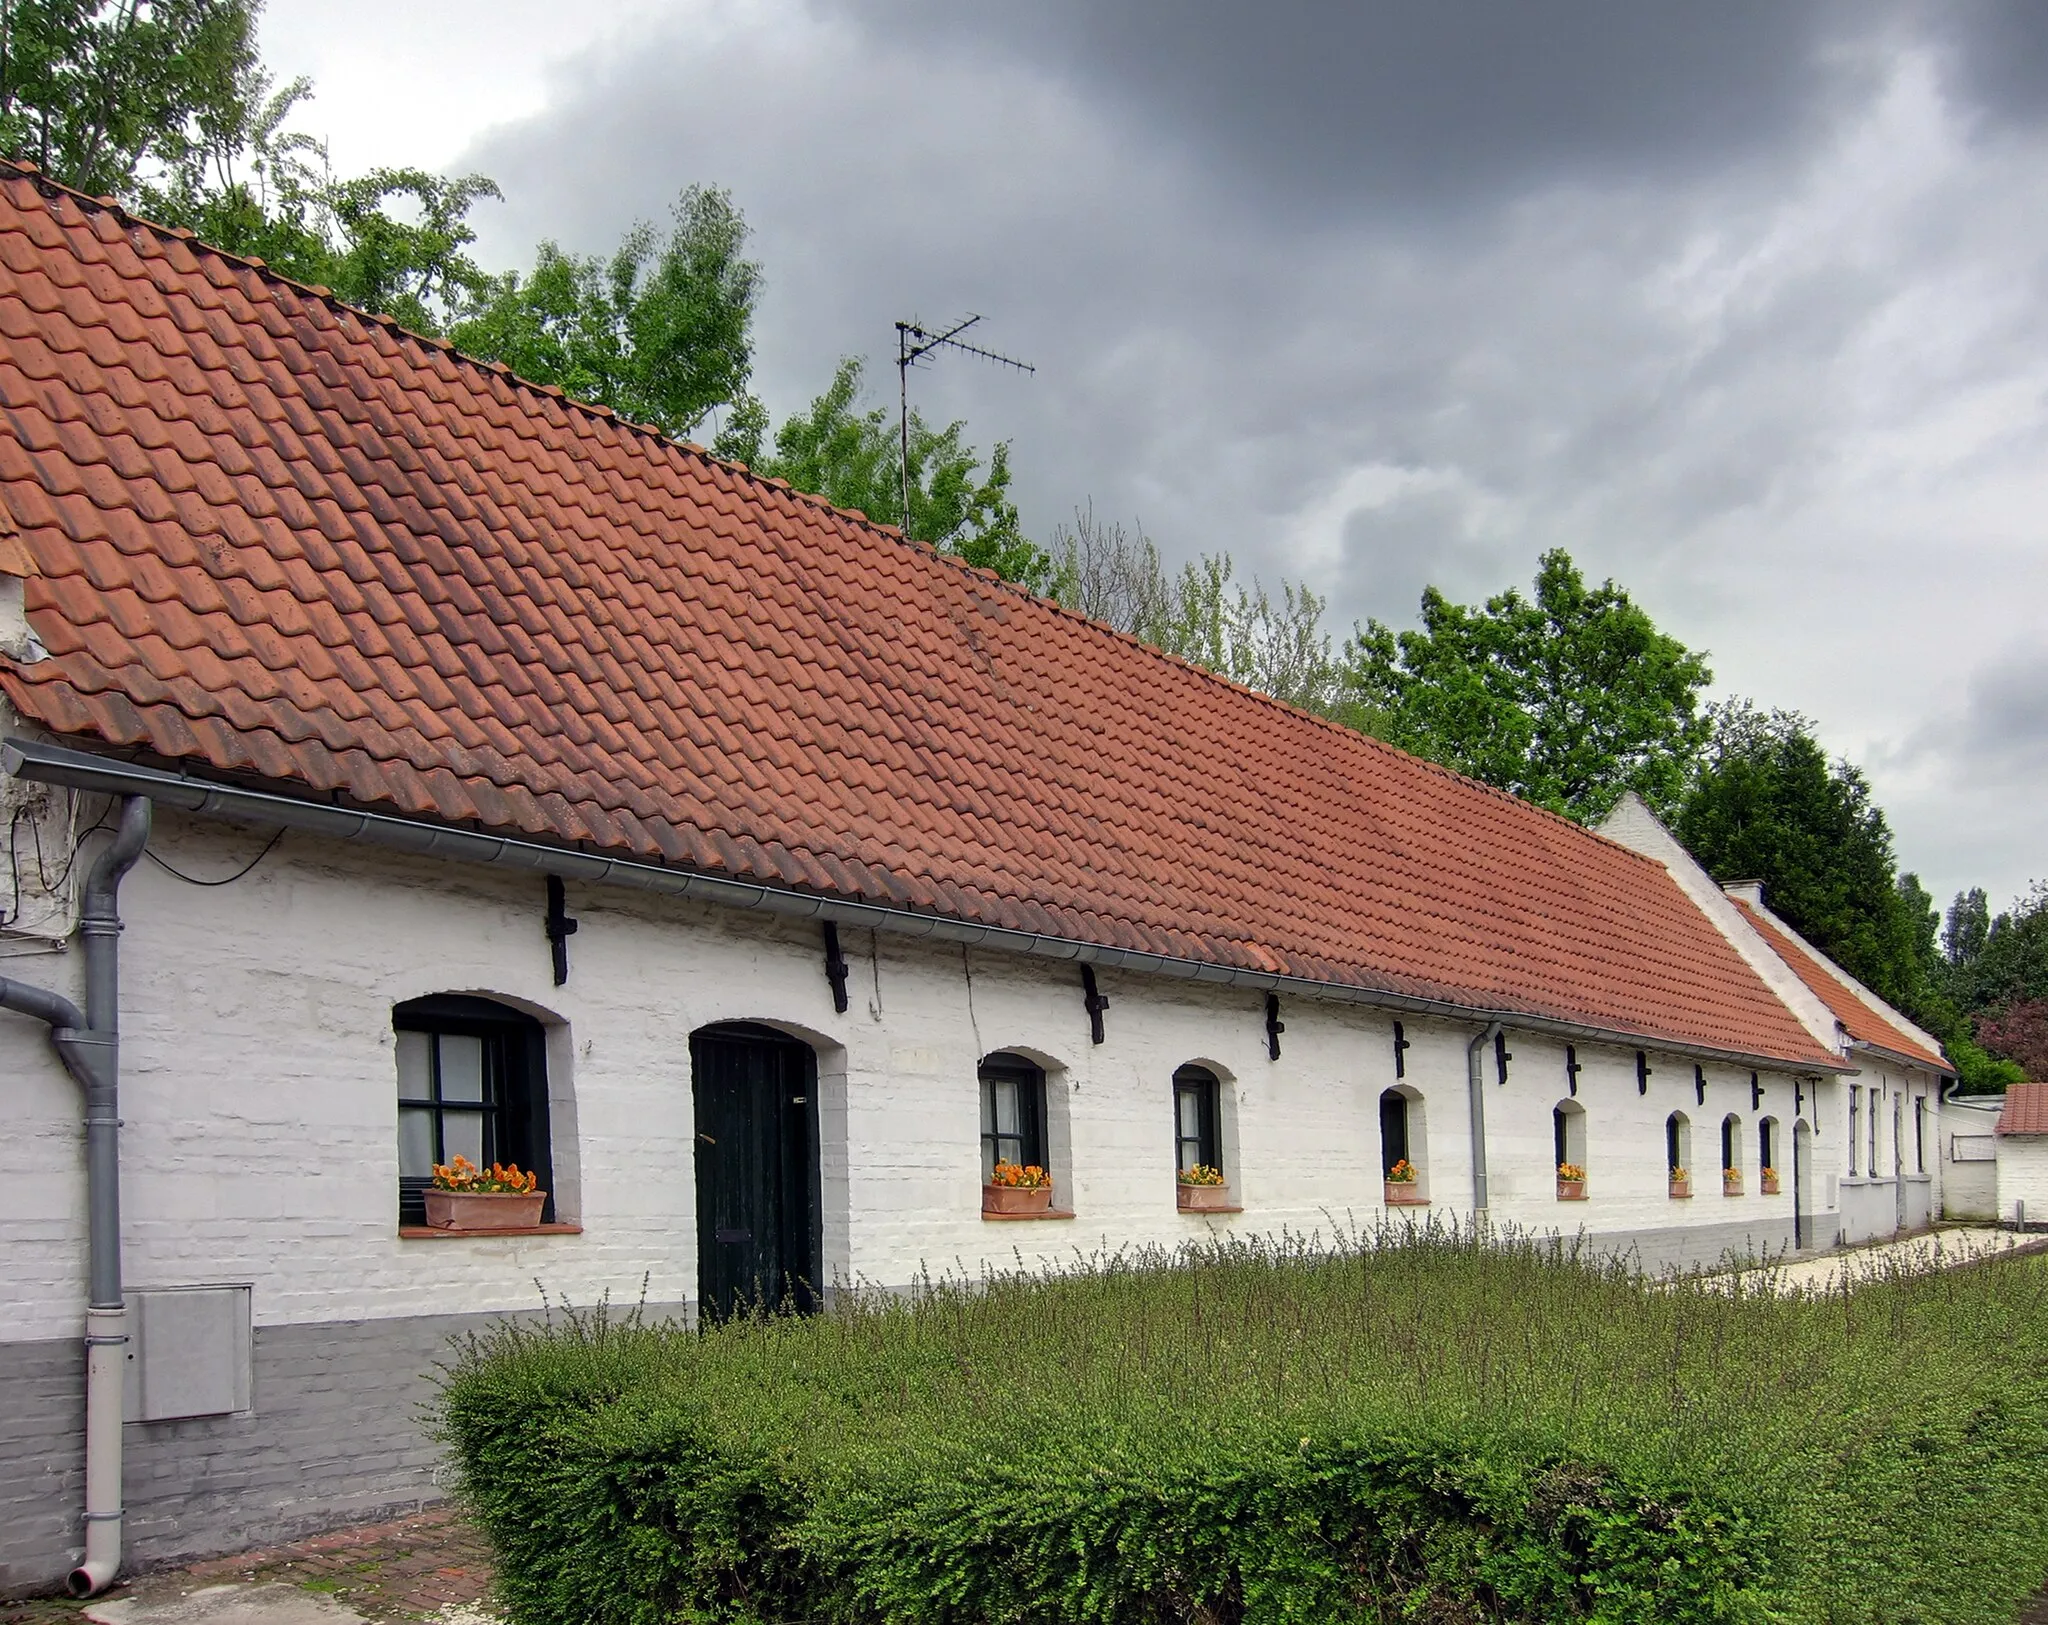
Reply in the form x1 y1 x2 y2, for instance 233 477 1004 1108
1047 504 1337 712
1977 998 2048 1083
1675 703 1942 1026
760 357 1051 590
450 187 763 446
0 0 254 195
1336 549 1712 823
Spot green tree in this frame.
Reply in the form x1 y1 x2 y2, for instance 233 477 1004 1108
0 0 254 195
761 357 1052 591
137 59 498 333
1674 702 1934 1020
1336 549 1712 822
451 187 762 444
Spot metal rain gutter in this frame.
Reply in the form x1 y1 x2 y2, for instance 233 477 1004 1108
1 736 1851 1079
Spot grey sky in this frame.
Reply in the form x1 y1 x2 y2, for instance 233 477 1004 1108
262 0 2048 915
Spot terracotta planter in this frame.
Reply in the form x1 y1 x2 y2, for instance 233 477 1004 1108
1384 1181 1428 1207
423 1189 546 1230
1556 1178 1587 1202
1178 1182 1233 1212
1723 1175 1743 1197
1761 1172 1781 1196
1668 1176 1692 1200
983 1182 1053 1216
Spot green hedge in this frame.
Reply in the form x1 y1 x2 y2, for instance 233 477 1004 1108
438 1226 2048 1623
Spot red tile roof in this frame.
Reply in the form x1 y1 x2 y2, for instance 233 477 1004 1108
0 166 1838 1066
1998 1082 2048 1134
1729 899 1947 1070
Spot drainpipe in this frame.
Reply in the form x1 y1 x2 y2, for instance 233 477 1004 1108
1467 1021 1501 1215
0 793 150 1596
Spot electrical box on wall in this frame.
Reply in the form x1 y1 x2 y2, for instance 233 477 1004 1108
124 1285 252 1421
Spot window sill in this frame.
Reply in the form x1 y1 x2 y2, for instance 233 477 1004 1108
1180 1204 1245 1215
981 1209 1077 1221
399 1223 583 1239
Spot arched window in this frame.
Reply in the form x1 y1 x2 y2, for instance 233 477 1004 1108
1174 1065 1222 1175
1379 1088 1410 1177
395 994 552 1227
1553 1100 1587 1174
1758 1117 1778 1178
1721 1114 1744 1193
1665 1112 1691 1177
980 1051 1047 1179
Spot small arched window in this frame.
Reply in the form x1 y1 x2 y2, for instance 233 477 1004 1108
1665 1111 1691 1176
979 1052 1047 1179
1553 1100 1587 1174
395 994 552 1227
1721 1114 1742 1176
1759 1116 1778 1176
1174 1065 1222 1176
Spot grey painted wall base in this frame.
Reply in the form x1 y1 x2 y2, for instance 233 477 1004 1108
0 1304 689 1598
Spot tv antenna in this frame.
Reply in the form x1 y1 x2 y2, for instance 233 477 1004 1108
895 315 1034 534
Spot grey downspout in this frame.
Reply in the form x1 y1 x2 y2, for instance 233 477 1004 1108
0 793 150 1596
1467 1021 1502 1216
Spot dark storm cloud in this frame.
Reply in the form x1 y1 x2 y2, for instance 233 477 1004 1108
1930 0 2048 126
454 0 2048 905
850 0 1862 212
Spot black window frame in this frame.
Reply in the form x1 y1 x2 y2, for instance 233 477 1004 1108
1666 1112 1686 1174
1174 1064 1221 1176
979 1052 1047 1179
1759 1117 1776 1173
1380 1088 1411 1178
395 994 552 1226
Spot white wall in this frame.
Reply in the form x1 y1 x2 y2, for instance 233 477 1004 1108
1942 1096 2003 1221
1998 1137 2048 1227
1 805 1850 1343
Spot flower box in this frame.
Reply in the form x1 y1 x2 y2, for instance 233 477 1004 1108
1384 1181 1429 1207
1178 1182 1235 1212
1723 1172 1744 1197
1668 1174 1692 1200
423 1189 547 1230
1761 1170 1781 1195
1556 1177 1587 1202
983 1183 1054 1217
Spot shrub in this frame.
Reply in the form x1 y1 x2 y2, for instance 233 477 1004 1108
438 1223 2048 1623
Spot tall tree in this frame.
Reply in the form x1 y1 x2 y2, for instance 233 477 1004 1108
1674 702 1934 1020
451 187 762 446
1977 999 2048 1083
761 357 1050 590
1336 549 1712 822
0 0 254 195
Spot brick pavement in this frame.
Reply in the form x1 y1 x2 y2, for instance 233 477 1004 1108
0 1508 496 1625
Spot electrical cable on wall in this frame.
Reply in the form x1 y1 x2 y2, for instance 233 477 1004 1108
144 827 285 887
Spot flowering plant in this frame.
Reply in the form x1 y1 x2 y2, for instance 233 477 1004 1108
432 1154 537 1194
987 1160 1051 1189
1178 1163 1226 1186
1669 1167 1690 1181
1557 1163 1585 1182
1723 1167 1742 1181
1760 1166 1778 1180
1385 1158 1418 1184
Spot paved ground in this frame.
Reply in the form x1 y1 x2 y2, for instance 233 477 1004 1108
0 1510 498 1625
1726 1222 2042 1292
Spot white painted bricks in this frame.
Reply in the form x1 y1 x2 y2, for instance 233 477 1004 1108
0 804 1911 1343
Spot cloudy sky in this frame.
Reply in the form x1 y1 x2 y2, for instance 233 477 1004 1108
261 0 2047 914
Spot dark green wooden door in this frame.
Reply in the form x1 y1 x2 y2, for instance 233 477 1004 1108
691 1023 822 1323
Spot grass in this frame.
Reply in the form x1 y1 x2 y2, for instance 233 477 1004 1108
441 1220 2048 1623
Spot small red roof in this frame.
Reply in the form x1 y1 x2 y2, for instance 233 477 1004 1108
0 167 1838 1066
1729 899 1947 1070
1998 1082 2048 1135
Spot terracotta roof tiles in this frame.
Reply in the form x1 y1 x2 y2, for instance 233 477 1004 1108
1729 899 1946 1070
1998 1082 2048 1135
0 165 1839 1065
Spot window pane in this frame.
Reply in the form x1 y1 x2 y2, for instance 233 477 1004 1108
438 1034 486 1103
989 1078 1019 1139
443 1110 485 1167
1178 1088 1201 1140
396 1030 432 1099
398 1107 435 1178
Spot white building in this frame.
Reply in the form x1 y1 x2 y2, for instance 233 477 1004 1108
0 165 1945 1594
1994 1083 2048 1228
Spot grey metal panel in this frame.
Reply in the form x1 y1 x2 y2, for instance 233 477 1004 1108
125 1286 252 1422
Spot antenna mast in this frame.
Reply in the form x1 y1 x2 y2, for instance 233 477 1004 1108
894 315 1034 536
